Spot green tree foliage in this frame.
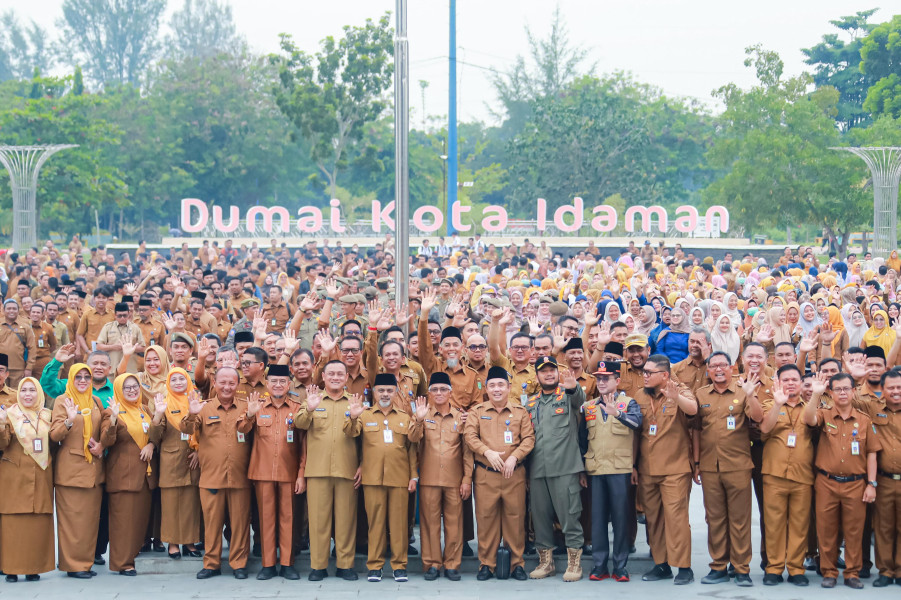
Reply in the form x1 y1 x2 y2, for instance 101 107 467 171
57 0 166 87
165 0 244 61
0 11 51 82
270 13 394 199
861 14 901 118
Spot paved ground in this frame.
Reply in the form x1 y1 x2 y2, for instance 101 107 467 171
7 488 900 599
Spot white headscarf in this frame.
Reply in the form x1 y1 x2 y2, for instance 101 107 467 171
710 314 741 363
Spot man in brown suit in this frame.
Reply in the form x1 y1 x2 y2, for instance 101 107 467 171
0 299 35 386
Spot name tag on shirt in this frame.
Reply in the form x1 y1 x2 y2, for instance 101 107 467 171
33 438 42 453
181 433 190 441
383 429 393 444
726 416 736 430
851 441 860 456
287 430 294 443
787 434 796 448
237 432 245 443
142 422 150 433
504 430 513 444
649 424 657 436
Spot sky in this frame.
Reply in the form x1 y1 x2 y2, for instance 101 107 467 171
1 0 893 126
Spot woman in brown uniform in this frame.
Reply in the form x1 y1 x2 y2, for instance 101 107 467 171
50 363 108 578
0 377 55 582
157 367 202 558
101 373 165 575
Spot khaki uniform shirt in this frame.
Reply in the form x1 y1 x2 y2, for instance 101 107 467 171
694 383 754 472
295 391 359 480
636 385 697 477
463 400 535 466
672 357 711 393
182 399 254 488
346 405 420 487
262 302 290 333
50 320 70 347
418 406 474 487
77 307 114 348
489 354 539 400
854 397 901 475
761 399 816 485
246 395 302 483
617 362 644 400
0 320 36 374
814 404 882 477
30 320 57 365
98 320 145 374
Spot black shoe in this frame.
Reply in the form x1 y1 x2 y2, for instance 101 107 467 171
88 570 97 577
701 569 729 584
4 575 15 583
872 575 893 587
182 546 203 558
629 545 637 554
787 574 808 586
734 573 753 587
280 565 300 580
367 569 382 582
477 565 493 581
803 556 818 571
424 567 439 581
512 566 527 581
844 577 864 589
256 566 277 580
308 569 327 581
67 571 92 579
93 555 106 566
118 569 137 577
524 541 536 556
24 575 39 582
336 567 358 581
140 542 151 553
674 568 694 585
196 568 221 580
727 564 735 577
233 568 248 580
444 568 461 581
152 541 165 553
589 566 611 581
252 543 262 558
759 559 767 571
461 542 474 557
194 543 204 551
837 556 846 569
859 567 871 579
637 512 647 525
407 544 418 556
763 573 783 585
613 568 630 582
394 569 408 582
642 563 673 582
168 550 182 560
582 544 592 554
822 576 837 588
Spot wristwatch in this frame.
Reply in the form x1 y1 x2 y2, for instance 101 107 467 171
868 480 878 488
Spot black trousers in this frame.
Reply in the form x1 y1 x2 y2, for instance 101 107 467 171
591 473 631 572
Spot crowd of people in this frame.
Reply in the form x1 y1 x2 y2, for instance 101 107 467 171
0 233 898 590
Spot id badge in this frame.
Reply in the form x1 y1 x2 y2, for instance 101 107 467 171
38 339 44 348
237 432 246 443
851 440 860 456
520 393 528 405
33 438 42 453
786 434 796 448
287 429 294 443
649 424 658 436
726 416 736 430
142 422 150 433
271 318 277 327
383 429 393 444
504 430 514 444
91 341 97 351
180 432 190 441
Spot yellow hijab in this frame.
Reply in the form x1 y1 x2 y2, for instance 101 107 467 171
165 368 198 450
139 346 170 404
65 363 95 463
863 309 897 354
114 374 151 470
8 377 51 470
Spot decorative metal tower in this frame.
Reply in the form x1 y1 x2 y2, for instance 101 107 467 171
0 144 77 249
832 147 901 257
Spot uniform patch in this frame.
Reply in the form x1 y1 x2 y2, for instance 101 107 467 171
554 407 565 414
616 401 627 411
481 415 492 420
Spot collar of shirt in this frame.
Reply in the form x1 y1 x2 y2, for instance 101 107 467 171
826 404 863 422
486 400 514 414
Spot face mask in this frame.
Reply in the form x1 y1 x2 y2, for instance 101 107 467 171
747 307 758 317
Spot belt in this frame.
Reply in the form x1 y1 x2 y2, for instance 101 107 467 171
878 470 901 481
475 461 522 474
817 469 865 483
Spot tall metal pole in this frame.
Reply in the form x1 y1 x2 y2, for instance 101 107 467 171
447 0 457 236
394 0 410 326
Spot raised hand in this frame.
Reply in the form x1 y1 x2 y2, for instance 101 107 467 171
771 379 788 406
163 316 177 331
63 397 79 422
348 393 364 418
597 321 612 347
552 325 566 352
819 322 837 343
756 323 775 344
246 391 264 417
367 300 383 328
600 392 620 416
741 373 760 398
420 288 438 313
584 305 600 327
413 396 429 422
188 390 206 415
663 379 681 401
315 330 337 354
527 315 540 335
299 292 318 311
55 342 77 363
153 392 168 417
324 278 340 299
283 329 300 355
196 337 211 362
304 385 322 411
107 401 120 425
499 307 514 327
121 332 135 356
560 366 577 390
810 371 828 398
798 331 818 354
395 305 414 327
252 317 268 336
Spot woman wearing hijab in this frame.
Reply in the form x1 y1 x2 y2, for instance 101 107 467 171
836 305 868 357
101 373 165 576
755 305 795 354
862 309 897 356
887 250 901 274
50 364 108 578
636 305 657 337
649 306 671 351
710 314 742 363
797 302 823 336
656 307 691 364
158 368 202 559
0 378 54 581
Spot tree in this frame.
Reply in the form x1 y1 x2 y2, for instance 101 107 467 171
0 11 51 82
57 0 166 87
861 15 901 119
270 13 394 199
802 9 878 131
165 0 244 61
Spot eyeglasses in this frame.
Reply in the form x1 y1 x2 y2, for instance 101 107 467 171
429 386 452 393
642 369 665 377
240 360 260 367
831 387 853 393
340 348 361 355
74 374 92 381
511 345 531 352
707 364 730 371
467 344 487 351
123 385 140 392
428 329 441 335
595 375 616 382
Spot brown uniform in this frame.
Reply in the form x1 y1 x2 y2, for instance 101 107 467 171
363 331 428 400
262 302 290 333
76 307 114 353
30 321 57 380
636 385 697 569
157 412 201 546
183 315 210 340
246 394 302 569
617 362 644 399
418 319 482 411
671 357 710 393
181 398 254 572
813 403 882 579
0 320 35 386
694 383 754 573
464 400 535 570
489 354 539 401
49 395 107 573
417 406 473 571
295 391 360 571
59 309 80 343
346 405 421 571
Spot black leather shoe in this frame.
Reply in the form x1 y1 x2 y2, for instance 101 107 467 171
24 575 39 582
168 550 182 560
424 567 439 581
256 566 277 580
787 574 808 586
4 575 16 583
674 568 694 585
407 545 418 556
152 541 165 553
233 568 248 580
821 576 837 588
524 541 536 556
118 569 137 577
803 556 818 571
844 577 864 589
512 566 527 581
67 571 92 579
93 555 106 566
308 569 327 581
444 568 461 581
280 565 300 580
183 547 203 558
476 565 493 581
251 543 262 558
637 512 647 524
196 568 221 579
336 567 358 581
859 567 871 579
88 570 97 577
734 573 753 587
462 542 474 557
701 569 729 584
642 563 673 581
873 575 893 587
763 573 783 585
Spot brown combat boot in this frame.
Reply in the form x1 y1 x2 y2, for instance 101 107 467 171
529 548 556 579
563 547 583 582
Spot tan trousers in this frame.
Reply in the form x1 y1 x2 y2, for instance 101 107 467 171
254 481 294 567
473 465 526 569
815 474 866 579
200 487 251 571
763 474 811 576
420 485 463 570
56 485 102 572
639 472 692 568
307 477 357 570
875 475 901 578
701 469 752 573
364 485 409 571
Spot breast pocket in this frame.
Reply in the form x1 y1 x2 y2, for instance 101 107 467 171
611 420 630 436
